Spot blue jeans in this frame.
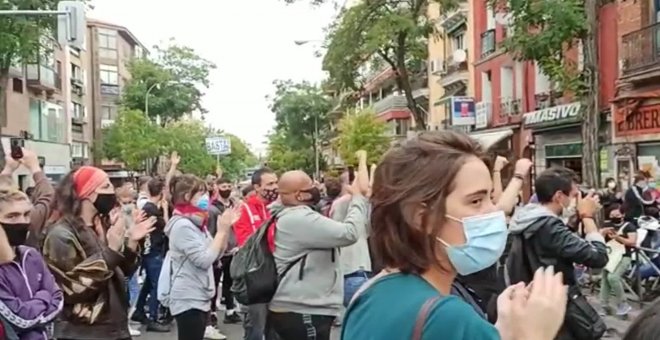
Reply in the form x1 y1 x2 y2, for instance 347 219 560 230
344 271 370 306
135 253 164 320
127 273 140 307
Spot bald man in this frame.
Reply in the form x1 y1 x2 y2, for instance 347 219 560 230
267 170 369 340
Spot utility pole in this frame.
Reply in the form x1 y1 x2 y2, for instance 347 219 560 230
314 114 320 181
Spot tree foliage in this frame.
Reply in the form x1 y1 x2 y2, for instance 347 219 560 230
101 110 161 171
101 111 256 179
0 0 67 164
266 80 332 175
335 108 390 165
498 0 588 94
120 41 216 123
321 0 452 130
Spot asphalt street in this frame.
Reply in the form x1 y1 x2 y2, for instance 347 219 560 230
133 297 636 340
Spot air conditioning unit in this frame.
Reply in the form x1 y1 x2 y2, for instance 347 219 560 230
432 58 446 75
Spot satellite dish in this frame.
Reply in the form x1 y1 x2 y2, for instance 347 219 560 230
495 12 512 25
453 49 467 63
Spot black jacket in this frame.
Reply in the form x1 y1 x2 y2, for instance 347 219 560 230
507 204 608 340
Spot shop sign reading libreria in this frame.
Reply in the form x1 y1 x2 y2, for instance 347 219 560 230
523 102 582 129
615 103 660 137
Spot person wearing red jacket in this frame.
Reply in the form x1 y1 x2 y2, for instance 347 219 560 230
233 167 278 340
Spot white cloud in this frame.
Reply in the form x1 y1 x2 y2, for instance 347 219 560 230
90 0 336 152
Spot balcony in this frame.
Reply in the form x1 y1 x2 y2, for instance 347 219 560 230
8 64 23 78
480 29 496 59
100 83 120 96
499 97 522 117
26 64 56 92
437 2 468 32
621 22 660 79
373 94 408 115
440 49 469 87
101 119 115 128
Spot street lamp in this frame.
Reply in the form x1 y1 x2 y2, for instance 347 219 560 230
144 81 176 117
314 114 319 181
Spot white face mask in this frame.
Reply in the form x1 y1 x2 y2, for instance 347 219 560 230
561 197 577 219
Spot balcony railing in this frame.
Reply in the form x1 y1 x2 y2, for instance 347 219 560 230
373 94 408 115
437 2 468 31
621 22 660 75
26 64 56 91
100 83 120 95
101 119 115 128
444 49 469 74
481 29 496 59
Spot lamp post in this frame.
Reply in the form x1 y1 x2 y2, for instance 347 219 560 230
314 114 320 181
144 81 176 118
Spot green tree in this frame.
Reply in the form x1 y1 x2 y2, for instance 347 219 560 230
266 130 317 174
0 0 64 164
266 80 332 176
319 0 452 131
120 41 216 123
499 0 600 186
335 108 390 165
100 110 161 170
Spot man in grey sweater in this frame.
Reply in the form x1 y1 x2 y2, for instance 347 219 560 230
267 170 369 340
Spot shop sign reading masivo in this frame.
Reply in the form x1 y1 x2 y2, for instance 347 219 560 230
523 102 582 128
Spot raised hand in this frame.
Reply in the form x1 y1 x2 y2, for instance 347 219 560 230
170 151 181 167
106 217 126 251
128 216 157 242
218 206 241 232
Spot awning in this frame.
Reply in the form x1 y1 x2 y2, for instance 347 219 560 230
433 82 467 106
470 128 514 149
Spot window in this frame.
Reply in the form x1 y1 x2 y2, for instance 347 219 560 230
394 119 409 135
99 64 118 85
134 46 143 58
452 33 465 51
71 63 82 80
72 102 85 119
71 142 88 158
486 6 495 30
12 78 22 93
534 62 551 94
98 28 117 59
101 105 117 120
500 66 514 99
29 99 66 143
481 70 492 103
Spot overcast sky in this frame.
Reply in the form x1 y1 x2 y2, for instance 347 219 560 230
90 0 337 156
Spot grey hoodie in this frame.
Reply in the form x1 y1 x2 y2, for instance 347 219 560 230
269 195 369 316
164 215 220 316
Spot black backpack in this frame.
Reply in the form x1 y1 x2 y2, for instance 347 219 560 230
229 213 306 305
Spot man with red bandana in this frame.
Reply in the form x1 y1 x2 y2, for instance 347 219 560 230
233 167 278 340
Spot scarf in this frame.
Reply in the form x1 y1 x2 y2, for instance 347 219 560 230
174 203 208 232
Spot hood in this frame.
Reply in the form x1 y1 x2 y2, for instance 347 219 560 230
268 200 284 215
509 203 558 234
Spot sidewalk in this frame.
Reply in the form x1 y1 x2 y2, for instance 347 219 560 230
586 295 640 339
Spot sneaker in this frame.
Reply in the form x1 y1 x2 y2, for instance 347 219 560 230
130 310 149 324
146 321 170 333
598 305 613 316
616 302 632 316
203 326 227 340
223 310 241 324
129 326 141 337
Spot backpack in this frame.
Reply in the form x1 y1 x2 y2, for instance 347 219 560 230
230 213 306 305
156 216 189 307
505 218 606 340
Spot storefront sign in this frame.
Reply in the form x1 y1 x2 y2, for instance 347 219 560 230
450 97 476 126
475 102 491 129
523 102 581 128
615 104 660 137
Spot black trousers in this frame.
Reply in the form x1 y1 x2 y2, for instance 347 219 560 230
220 255 236 310
268 311 334 340
174 309 207 340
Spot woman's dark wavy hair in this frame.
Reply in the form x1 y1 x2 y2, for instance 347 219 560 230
369 130 490 274
49 170 94 228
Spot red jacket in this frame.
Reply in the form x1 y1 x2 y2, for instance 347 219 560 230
234 195 271 247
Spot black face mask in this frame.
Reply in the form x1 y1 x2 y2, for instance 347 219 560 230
2 223 29 246
218 189 232 199
262 188 279 203
300 187 321 206
94 193 117 215
611 217 623 224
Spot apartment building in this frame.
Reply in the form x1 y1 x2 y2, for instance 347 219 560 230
614 0 660 184
86 19 147 172
427 0 474 133
471 3 618 182
1 38 80 188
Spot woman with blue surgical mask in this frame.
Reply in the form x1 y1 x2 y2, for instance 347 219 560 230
342 131 568 340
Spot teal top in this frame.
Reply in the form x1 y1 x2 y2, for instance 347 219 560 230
341 273 501 340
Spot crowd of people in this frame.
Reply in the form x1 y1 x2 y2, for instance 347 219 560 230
1 131 660 340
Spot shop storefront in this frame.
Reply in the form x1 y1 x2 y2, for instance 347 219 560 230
613 100 660 186
523 102 584 180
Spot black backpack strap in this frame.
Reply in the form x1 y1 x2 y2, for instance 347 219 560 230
278 254 307 282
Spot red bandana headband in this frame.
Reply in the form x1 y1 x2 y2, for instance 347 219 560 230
73 166 107 199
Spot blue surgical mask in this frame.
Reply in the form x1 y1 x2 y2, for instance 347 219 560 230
437 210 508 276
196 194 209 210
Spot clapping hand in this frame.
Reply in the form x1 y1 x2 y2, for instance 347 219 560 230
106 216 126 251
128 214 157 242
218 206 241 231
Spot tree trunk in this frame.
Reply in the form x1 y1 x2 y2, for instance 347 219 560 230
0 72 8 170
395 33 427 131
581 0 600 187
